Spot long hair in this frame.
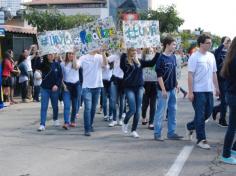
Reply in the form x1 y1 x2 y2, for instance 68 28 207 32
41 55 51 73
221 37 236 78
1 51 12 71
18 54 26 65
127 48 140 65
65 52 78 70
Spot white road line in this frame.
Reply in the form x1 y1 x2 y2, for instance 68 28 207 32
165 145 194 176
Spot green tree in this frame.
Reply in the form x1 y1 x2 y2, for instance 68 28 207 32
23 7 95 32
139 4 184 33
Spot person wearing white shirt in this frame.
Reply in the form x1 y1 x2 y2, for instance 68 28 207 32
186 34 220 149
61 52 82 129
107 52 125 127
33 69 42 102
78 49 108 136
101 63 113 121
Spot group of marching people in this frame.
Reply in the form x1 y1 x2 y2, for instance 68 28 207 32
3 33 235 165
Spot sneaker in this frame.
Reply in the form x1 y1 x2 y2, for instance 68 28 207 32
131 131 139 138
231 150 236 157
186 125 194 141
220 156 236 165
109 121 117 127
109 116 113 121
218 119 228 127
148 124 154 130
53 120 60 127
84 132 91 136
37 125 45 131
70 122 77 127
104 116 109 121
212 108 217 121
122 123 128 134
167 133 184 140
118 120 123 126
197 140 211 149
154 135 164 141
62 123 69 130
122 113 126 118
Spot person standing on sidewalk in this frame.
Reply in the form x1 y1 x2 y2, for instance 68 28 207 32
186 34 220 149
37 53 62 131
212 36 231 127
154 36 183 141
220 36 236 164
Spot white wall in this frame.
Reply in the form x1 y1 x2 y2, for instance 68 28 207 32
58 8 109 18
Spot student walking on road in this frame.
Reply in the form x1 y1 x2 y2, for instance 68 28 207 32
186 34 220 149
220 37 236 164
37 53 62 131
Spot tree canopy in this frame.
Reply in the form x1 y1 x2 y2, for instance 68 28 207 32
139 5 184 33
23 7 96 32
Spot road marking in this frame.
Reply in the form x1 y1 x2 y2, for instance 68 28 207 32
165 145 194 176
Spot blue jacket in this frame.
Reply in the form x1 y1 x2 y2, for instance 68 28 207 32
155 54 177 91
214 44 227 73
120 52 159 89
225 56 236 95
18 62 28 77
40 61 62 90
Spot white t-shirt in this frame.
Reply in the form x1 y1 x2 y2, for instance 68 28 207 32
61 61 80 83
188 51 217 92
78 54 104 88
102 65 112 81
33 70 42 86
108 54 124 78
24 55 33 72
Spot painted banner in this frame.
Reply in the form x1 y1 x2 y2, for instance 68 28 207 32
142 54 158 82
37 17 118 56
70 16 118 56
123 20 160 48
37 30 74 56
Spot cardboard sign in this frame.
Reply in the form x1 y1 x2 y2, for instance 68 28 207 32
37 17 118 56
142 54 158 82
123 20 160 49
37 30 74 56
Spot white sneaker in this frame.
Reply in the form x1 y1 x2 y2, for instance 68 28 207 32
122 113 126 118
109 116 113 121
122 123 129 134
53 120 60 127
118 120 123 126
104 116 109 121
38 125 45 131
197 140 211 149
131 131 140 138
109 121 118 127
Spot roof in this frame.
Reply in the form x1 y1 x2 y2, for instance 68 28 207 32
0 25 37 34
22 0 106 6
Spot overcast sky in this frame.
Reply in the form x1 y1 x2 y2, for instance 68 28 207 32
152 0 235 39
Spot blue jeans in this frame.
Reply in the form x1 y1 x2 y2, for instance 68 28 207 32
186 92 213 142
101 86 112 117
154 89 177 137
21 81 28 100
63 82 82 124
110 81 126 121
40 88 59 126
222 93 236 158
33 85 40 101
82 88 101 133
124 87 144 132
